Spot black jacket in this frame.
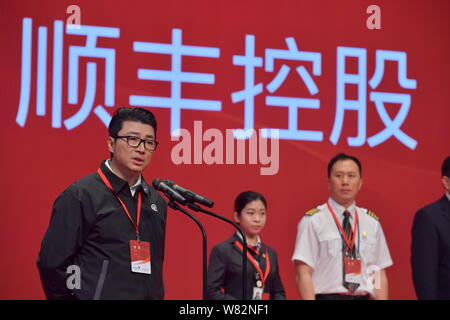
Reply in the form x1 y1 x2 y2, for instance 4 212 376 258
37 161 168 300
411 195 450 299
207 234 286 300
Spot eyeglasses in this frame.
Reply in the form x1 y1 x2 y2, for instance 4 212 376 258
112 135 159 151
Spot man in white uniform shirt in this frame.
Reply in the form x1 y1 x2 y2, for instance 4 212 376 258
292 153 393 300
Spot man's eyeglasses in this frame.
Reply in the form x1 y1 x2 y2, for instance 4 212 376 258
112 136 159 151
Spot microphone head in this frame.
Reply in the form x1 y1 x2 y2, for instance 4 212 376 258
152 178 163 189
152 178 187 205
164 180 176 187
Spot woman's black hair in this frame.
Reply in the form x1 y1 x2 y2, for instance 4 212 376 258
234 191 267 216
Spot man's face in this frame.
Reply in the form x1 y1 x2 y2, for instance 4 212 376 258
328 159 363 207
108 120 156 176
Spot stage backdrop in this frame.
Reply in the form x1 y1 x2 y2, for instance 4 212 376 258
0 0 449 299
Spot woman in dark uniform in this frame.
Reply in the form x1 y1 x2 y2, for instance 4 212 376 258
207 191 286 300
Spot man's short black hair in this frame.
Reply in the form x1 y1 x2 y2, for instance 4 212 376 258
442 156 450 178
108 107 157 138
327 153 362 178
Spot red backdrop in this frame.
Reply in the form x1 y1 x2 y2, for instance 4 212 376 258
0 0 449 299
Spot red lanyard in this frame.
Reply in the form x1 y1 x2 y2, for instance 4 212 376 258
234 241 271 287
98 168 142 241
327 202 358 252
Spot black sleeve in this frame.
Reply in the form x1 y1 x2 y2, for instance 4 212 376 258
411 208 439 299
36 188 88 300
206 246 236 300
269 250 286 300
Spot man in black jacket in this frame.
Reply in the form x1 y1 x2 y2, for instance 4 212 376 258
37 107 168 300
411 156 450 299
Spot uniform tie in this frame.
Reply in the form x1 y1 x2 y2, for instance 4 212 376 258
342 210 359 292
342 211 355 257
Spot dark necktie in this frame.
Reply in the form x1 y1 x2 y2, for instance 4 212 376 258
248 244 260 260
342 211 355 257
342 210 359 292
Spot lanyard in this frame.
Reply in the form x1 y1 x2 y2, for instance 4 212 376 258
97 168 142 241
326 202 358 253
234 241 271 287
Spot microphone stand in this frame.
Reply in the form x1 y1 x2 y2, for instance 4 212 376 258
167 201 208 300
187 203 248 300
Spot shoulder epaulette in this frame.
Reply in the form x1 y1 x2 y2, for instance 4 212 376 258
305 208 320 216
365 209 379 221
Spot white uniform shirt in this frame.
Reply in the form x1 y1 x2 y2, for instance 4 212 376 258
292 197 393 295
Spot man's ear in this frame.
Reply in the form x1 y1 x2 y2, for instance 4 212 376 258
107 136 115 153
442 176 450 193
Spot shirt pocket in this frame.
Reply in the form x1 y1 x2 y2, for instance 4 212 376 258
318 232 342 258
359 234 377 262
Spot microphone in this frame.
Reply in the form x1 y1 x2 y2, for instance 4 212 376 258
164 180 214 208
152 179 187 205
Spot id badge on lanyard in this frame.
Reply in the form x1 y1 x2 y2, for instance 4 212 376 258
327 202 362 287
130 240 151 274
252 287 264 300
98 168 151 274
344 256 362 284
234 241 270 300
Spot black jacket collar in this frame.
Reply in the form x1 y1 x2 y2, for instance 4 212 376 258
440 194 450 215
228 233 265 251
99 160 152 198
